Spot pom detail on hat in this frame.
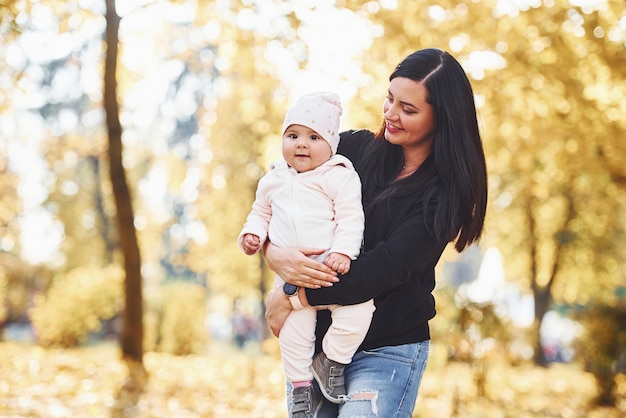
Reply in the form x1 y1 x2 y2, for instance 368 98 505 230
282 92 343 154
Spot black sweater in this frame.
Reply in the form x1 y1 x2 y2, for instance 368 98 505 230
306 129 448 353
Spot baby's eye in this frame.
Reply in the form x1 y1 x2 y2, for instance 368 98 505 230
310 134 320 140
287 133 298 139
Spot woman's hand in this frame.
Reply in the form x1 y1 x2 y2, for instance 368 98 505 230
265 288 292 337
264 243 338 289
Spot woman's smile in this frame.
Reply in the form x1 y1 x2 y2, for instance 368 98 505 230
385 121 402 134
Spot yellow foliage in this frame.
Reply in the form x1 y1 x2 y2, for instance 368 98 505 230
29 265 123 348
0 270 7 323
157 282 208 356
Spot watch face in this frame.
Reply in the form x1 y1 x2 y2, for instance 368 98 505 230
283 283 298 296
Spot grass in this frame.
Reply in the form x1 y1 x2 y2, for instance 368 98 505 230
0 341 624 417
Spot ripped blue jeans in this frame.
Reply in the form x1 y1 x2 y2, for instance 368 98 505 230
287 341 429 417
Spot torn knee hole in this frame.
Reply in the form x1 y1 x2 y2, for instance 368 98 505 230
348 391 377 401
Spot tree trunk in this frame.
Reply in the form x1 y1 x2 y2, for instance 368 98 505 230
529 194 574 366
532 287 551 366
104 0 143 364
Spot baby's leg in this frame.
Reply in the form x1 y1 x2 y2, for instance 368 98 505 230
279 306 317 382
323 300 375 364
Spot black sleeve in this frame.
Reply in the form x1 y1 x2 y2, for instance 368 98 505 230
306 205 446 306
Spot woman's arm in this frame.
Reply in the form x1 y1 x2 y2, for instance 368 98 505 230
263 242 338 289
263 243 325 336
306 207 448 307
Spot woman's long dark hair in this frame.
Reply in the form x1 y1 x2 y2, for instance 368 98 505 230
361 48 487 251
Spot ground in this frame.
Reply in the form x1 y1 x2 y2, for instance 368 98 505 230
0 341 624 417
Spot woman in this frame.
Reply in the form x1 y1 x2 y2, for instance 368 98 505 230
265 48 488 417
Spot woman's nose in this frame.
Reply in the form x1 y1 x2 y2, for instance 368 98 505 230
383 104 397 120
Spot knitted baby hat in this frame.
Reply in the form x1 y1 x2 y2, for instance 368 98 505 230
282 92 343 154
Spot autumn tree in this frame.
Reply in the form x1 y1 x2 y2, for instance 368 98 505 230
1 0 287 349
104 0 144 364
474 1 626 365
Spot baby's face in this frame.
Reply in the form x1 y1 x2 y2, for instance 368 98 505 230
282 124 332 173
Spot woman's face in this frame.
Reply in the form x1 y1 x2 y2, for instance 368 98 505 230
382 77 435 155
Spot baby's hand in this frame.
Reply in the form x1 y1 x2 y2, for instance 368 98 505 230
242 234 261 255
324 253 351 274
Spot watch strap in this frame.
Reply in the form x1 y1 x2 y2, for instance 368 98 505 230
289 291 304 310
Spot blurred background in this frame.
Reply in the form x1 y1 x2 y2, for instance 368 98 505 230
0 0 625 417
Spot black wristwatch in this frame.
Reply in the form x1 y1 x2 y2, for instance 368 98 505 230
282 283 303 310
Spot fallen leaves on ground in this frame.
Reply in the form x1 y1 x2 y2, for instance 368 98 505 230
0 341 624 417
